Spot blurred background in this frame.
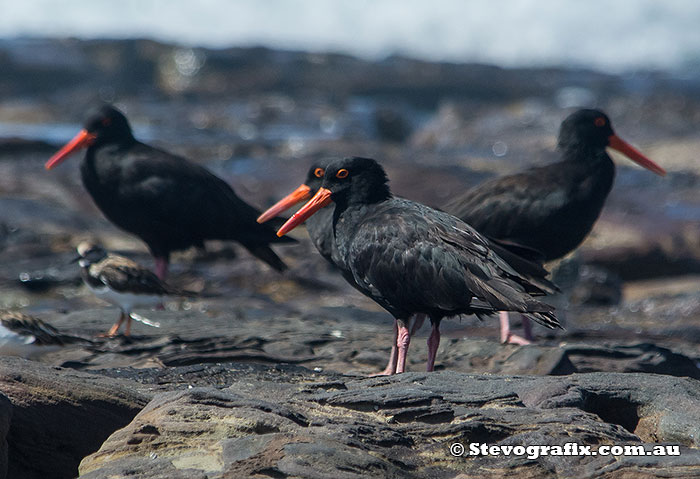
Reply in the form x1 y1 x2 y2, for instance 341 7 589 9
5 0 700 72
0 0 698 372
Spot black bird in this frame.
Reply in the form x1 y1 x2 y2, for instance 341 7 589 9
75 242 193 337
258 162 419 375
260 161 557 373
261 161 557 373
277 157 560 373
46 105 295 279
444 109 666 344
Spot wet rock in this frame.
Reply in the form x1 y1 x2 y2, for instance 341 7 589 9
79 367 700 478
0 138 56 156
569 265 623 306
0 357 148 479
580 223 700 280
30 305 700 381
562 343 700 379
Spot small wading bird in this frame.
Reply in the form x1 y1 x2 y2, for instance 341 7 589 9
276 157 561 373
46 105 295 280
0 311 93 358
444 109 666 344
75 242 195 337
259 161 557 374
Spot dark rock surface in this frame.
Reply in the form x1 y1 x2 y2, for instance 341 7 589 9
0 394 11 479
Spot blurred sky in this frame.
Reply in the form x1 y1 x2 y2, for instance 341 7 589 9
2 0 700 73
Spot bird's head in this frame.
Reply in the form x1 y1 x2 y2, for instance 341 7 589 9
74 241 107 267
276 157 391 237
558 109 666 176
45 105 134 170
257 160 333 224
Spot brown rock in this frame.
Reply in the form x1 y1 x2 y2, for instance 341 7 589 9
0 357 148 479
79 365 700 478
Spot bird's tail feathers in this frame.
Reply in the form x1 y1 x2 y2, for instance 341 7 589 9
245 244 289 272
524 311 562 330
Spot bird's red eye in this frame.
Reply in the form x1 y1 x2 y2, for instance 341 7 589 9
314 168 325 178
336 169 349 179
594 117 606 127
102 117 112 127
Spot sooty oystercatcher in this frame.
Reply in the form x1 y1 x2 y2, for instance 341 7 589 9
46 105 295 280
258 161 434 375
277 157 560 373
444 109 666 345
75 242 194 337
0 311 93 358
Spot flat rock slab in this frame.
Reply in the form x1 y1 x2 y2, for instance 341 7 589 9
0 357 149 479
80 366 700 478
37 307 700 380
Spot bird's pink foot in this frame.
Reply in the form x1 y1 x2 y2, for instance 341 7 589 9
368 364 397 377
502 333 532 346
499 311 532 345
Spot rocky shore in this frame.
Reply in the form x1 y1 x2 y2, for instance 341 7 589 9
0 38 699 478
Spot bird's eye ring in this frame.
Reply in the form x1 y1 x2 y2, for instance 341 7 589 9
336 169 349 179
314 168 325 178
594 117 606 127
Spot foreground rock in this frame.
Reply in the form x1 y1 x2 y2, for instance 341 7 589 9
0 357 148 479
79 364 700 478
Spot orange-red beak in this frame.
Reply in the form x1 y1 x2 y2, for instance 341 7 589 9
277 187 332 237
608 134 666 176
45 129 97 170
257 184 312 224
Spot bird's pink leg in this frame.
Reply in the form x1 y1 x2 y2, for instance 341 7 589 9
426 321 441 372
395 319 411 374
370 319 398 376
499 311 532 345
154 257 169 281
370 313 427 376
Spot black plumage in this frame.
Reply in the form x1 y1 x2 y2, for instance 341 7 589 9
47 105 295 279
259 161 415 375
444 109 665 261
443 109 665 344
277 157 560 373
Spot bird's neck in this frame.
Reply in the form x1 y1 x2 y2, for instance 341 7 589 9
334 182 392 212
555 147 616 208
331 187 392 249
82 139 137 182
559 144 615 176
